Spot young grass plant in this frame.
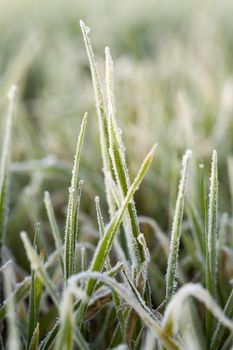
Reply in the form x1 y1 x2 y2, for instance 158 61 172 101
1 21 233 350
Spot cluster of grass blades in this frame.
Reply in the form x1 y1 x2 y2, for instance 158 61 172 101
0 21 233 350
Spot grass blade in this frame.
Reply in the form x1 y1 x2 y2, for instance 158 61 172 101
76 144 157 324
3 265 20 350
166 150 191 304
44 191 63 270
70 271 178 350
105 47 145 274
55 290 74 350
206 150 219 339
163 283 233 337
28 323 39 350
0 85 17 268
79 21 115 217
64 113 87 281
210 287 233 350
20 231 59 308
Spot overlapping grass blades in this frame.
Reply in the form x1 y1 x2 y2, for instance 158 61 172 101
1 20 232 350
76 143 157 324
69 271 179 350
80 22 149 286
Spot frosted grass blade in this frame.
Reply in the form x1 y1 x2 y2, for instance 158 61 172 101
210 287 233 350
206 150 218 339
20 231 59 308
76 144 157 324
27 225 42 347
79 21 115 217
69 271 178 350
55 290 74 350
105 47 145 272
28 323 39 350
163 283 233 337
166 150 191 304
64 113 87 281
44 191 63 270
0 85 17 267
3 265 20 350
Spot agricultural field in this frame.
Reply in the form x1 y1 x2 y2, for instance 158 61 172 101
0 0 233 349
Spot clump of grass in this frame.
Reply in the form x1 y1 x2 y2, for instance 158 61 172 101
0 21 233 350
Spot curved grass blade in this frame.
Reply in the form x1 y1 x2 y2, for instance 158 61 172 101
69 271 179 350
163 283 233 338
166 150 191 304
64 113 87 281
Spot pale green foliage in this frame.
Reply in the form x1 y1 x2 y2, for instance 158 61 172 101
1 17 232 350
166 150 191 303
64 113 87 281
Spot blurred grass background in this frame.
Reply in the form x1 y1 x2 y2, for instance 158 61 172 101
1 0 233 269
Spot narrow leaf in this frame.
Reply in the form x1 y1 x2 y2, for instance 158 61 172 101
64 113 87 281
166 150 191 304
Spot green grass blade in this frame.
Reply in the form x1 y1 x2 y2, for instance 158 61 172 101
206 150 219 339
64 113 87 281
28 323 39 350
0 85 17 267
210 287 233 350
44 191 63 270
70 271 179 350
20 231 59 308
79 21 115 216
55 290 74 350
163 283 233 338
105 47 145 272
89 144 156 287
76 144 156 325
27 225 42 347
206 150 219 296
166 150 191 304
